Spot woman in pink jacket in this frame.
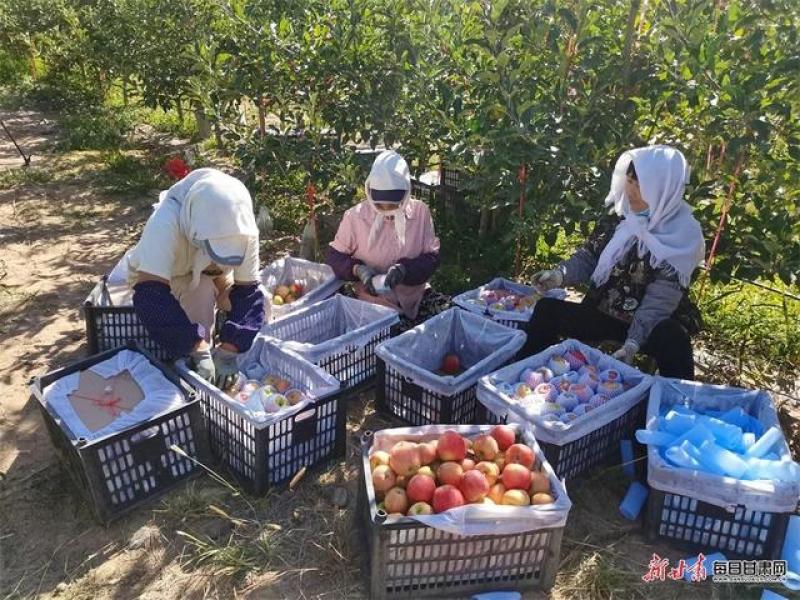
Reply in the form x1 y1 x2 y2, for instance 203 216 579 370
326 151 446 328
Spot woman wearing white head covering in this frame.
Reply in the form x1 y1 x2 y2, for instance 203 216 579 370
326 150 443 323
127 168 265 385
524 145 705 379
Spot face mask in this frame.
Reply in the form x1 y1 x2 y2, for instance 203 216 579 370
636 208 651 218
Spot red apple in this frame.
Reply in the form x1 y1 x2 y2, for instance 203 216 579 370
459 469 490 503
418 441 437 465
531 492 555 505
289 282 303 297
369 451 390 470
437 430 467 462
502 489 530 506
441 353 461 375
475 461 500 486
432 484 465 513
385 487 409 514
490 425 516 451
502 463 532 490
461 458 476 471
389 441 422 476
488 482 506 504
506 443 535 470
437 462 464 486
372 465 396 493
407 502 433 516
406 474 436 504
529 471 551 495
473 434 500 461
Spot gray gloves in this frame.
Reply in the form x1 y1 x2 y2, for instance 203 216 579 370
354 264 377 295
190 345 215 382
384 263 407 290
212 347 239 389
612 339 639 364
531 268 564 292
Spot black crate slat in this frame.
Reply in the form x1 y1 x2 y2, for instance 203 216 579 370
645 490 790 560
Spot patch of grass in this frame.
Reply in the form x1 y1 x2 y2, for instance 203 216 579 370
58 107 135 151
137 106 198 140
0 166 54 190
95 151 161 195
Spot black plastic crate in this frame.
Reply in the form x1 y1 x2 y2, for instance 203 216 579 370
29 342 209 523
644 490 791 560
84 276 172 360
475 400 647 481
259 295 399 394
357 431 564 598
176 345 346 495
375 358 479 426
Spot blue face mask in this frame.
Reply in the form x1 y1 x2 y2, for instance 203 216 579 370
635 208 651 218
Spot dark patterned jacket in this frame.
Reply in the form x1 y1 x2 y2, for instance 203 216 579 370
558 214 702 345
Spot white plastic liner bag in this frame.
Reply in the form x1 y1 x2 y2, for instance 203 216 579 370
85 250 134 308
452 277 565 324
175 336 340 428
374 308 527 397
646 377 800 513
39 349 185 442
366 424 571 536
477 339 652 445
260 256 342 322
259 293 400 365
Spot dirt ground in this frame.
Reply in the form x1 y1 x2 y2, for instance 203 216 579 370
0 109 792 599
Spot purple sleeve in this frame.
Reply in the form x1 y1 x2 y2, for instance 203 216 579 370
326 246 361 281
399 252 440 286
133 281 200 358
219 283 265 352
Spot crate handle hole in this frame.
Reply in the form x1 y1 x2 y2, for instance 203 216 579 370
295 409 315 423
131 426 160 443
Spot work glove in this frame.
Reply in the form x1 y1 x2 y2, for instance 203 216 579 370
612 339 639 364
384 263 407 290
190 345 216 383
531 268 564 292
212 346 240 390
354 264 378 296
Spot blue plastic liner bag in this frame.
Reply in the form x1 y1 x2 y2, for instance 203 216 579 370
374 307 527 397
644 378 800 514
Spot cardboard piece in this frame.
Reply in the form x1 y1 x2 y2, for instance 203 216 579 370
67 369 145 432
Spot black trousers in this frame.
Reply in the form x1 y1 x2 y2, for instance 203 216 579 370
522 297 695 380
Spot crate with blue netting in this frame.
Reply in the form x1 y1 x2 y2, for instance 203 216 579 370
476 338 652 481
260 256 342 323
259 294 400 393
29 341 209 523
452 277 566 330
176 337 344 494
639 377 800 559
374 308 527 425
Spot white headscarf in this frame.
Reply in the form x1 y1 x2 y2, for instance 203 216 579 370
157 168 258 290
591 146 705 288
364 151 411 248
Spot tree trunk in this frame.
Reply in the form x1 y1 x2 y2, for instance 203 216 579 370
194 107 212 140
122 77 129 106
478 206 490 237
176 100 185 126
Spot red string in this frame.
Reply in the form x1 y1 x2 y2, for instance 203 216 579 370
69 392 126 417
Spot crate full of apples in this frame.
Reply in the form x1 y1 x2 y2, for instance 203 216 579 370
260 256 342 322
477 338 652 481
358 424 571 598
